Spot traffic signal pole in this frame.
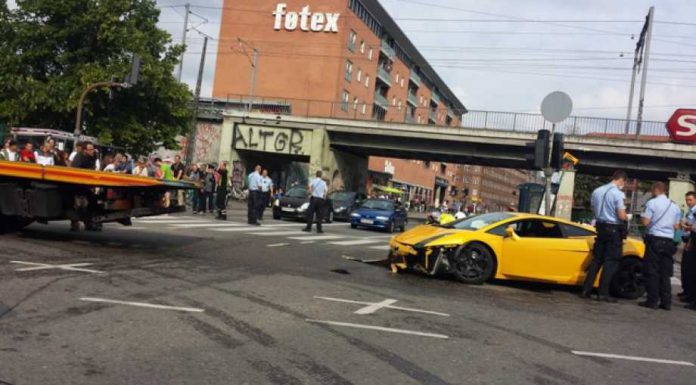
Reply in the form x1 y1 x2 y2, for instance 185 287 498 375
544 123 556 216
635 6 654 138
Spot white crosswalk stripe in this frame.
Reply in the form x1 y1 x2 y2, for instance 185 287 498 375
250 231 309 236
369 245 391 251
329 237 391 246
288 235 345 241
137 219 208 224
170 223 244 228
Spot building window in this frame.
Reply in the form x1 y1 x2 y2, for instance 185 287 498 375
365 75 370 88
368 48 373 61
361 102 367 115
353 97 359 111
345 60 353 82
392 97 397 106
360 40 365 54
417 115 421 123
397 100 402 110
395 73 400 83
357 68 362 82
341 90 350 111
348 30 357 52
419 96 423 104
400 78 405 88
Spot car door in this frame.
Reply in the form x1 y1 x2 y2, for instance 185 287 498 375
500 219 592 284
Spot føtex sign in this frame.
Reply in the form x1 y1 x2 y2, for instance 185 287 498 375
233 125 314 156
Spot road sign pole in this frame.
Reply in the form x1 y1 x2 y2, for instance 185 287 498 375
545 123 556 216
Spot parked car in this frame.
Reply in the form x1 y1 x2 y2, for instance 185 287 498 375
350 199 407 233
329 191 367 221
272 186 333 222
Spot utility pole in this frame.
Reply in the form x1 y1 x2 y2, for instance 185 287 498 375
176 3 190 82
248 48 259 113
186 35 207 164
636 6 655 138
624 48 640 135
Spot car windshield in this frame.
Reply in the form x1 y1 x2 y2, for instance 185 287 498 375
442 212 516 230
360 200 394 211
286 187 307 198
329 192 355 201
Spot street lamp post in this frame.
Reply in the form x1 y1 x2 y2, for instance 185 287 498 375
74 82 130 136
235 38 259 113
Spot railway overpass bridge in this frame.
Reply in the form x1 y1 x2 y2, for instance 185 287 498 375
199 109 694 219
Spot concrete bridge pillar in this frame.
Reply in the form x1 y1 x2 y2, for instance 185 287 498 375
554 168 576 221
669 174 695 213
309 128 368 193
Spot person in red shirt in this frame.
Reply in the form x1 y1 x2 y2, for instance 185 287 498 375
19 142 36 163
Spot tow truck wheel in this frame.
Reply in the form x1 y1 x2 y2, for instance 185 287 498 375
0 215 34 234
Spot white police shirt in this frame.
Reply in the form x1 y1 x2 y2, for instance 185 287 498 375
309 177 327 199
642 194 682 239
591 182 625 224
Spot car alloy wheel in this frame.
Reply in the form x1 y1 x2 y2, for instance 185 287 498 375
610 258 645 299
388 221 395 233
449 243 495 285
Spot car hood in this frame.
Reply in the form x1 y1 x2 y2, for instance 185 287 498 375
332 199 353 208
279 196 308 207
392 224 469 247
354 208 393 217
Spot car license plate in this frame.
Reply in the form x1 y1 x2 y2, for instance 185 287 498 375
282 207 295 212
360 219 374 225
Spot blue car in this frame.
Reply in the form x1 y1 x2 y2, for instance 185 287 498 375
350 199 408 233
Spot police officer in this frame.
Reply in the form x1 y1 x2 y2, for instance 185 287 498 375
258 169 273 220
302 170 328 234
680 191 696 310
215 161 229 221
581 170 628 302
247 165 263 226
639 182 681 310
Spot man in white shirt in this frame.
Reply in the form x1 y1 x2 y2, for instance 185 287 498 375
34 141 55 166
0 140 19 161
303 170 328 233
259 169 274 220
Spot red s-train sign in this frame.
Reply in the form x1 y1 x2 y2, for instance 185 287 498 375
666 109 696 143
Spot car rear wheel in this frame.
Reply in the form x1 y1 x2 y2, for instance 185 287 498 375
0 215 34 234
387 221 395 233
449 242 495 285
610 257 645 299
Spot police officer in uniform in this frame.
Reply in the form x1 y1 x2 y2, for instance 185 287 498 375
247 165 263 226
302 170 328 234
639 182 682 310
581 170 628 302
681 191 696 310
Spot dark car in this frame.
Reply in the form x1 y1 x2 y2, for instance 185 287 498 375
272 186 333 222
350 199 408 233
329 191 367 221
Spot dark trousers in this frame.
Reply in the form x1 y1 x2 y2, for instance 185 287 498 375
682 242 696 299
203 192 214 212
643 235 676 306
258 191 269 219
582 224 623 297
248 190 262 224
305 197 325 231
216 189 228 217
192 190 204 212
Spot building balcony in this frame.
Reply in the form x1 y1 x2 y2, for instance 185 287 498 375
409 71 422 88
429 109 438 123
407 92 418 107
376 66 392 87
373 92 389 109
405 114 416 124
431 91 441 105
380 39 396 59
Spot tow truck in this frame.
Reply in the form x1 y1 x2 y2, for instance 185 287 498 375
0 128 193 233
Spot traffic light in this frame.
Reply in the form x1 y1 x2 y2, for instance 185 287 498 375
550 132 564 170
526 129 550 170
124 54 141 86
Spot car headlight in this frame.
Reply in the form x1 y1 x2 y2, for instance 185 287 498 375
299 202 309 211
376 216 390 221
351 213 361 218
337 206 346 212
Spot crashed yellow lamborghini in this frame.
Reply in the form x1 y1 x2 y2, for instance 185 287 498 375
389 212 646 299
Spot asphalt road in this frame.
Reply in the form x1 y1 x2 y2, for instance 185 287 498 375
1 210 695 385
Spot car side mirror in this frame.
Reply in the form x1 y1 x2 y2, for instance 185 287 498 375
505 226 520 240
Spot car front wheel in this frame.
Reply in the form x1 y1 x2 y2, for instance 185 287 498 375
449 242 496 285
610 257 645 299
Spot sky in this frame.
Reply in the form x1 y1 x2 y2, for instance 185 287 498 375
9 0 691 122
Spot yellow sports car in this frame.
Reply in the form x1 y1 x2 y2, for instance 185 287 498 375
389 212 646 299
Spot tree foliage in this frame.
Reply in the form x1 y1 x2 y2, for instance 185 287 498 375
0 0 192 155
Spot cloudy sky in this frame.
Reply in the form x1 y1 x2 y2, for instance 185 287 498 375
162 1 694 121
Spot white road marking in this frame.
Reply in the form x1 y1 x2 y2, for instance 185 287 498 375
113 226 147 230
170 223 243 228
314 296 450 317
11 261 103 274
250 231 308 236
80 297 204 313
212 226 277 232
354 299 398 315
267 243 290 248
330 238 390 246
369 245 391 251
305 319 448 339
137 219 208 224
301 241 315 244
288 235 345 241
571 351 694 366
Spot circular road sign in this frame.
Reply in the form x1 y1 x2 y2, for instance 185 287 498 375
541 91 573 123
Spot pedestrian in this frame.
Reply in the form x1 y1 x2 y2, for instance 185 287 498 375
70 141 99 231
132 157 149 177
303 170 328 233
203 164 216 214
19 142 36 163
215 161 229 220
247 164 263 225
188 163 204 214
679 191 696 310
69 142 82 165
580 170 629 303
71 142 98 170
259 169 273 220
171 154 186 206
639 182 681 311
34 138 55 166
0 140 19 161
114 153 133 174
